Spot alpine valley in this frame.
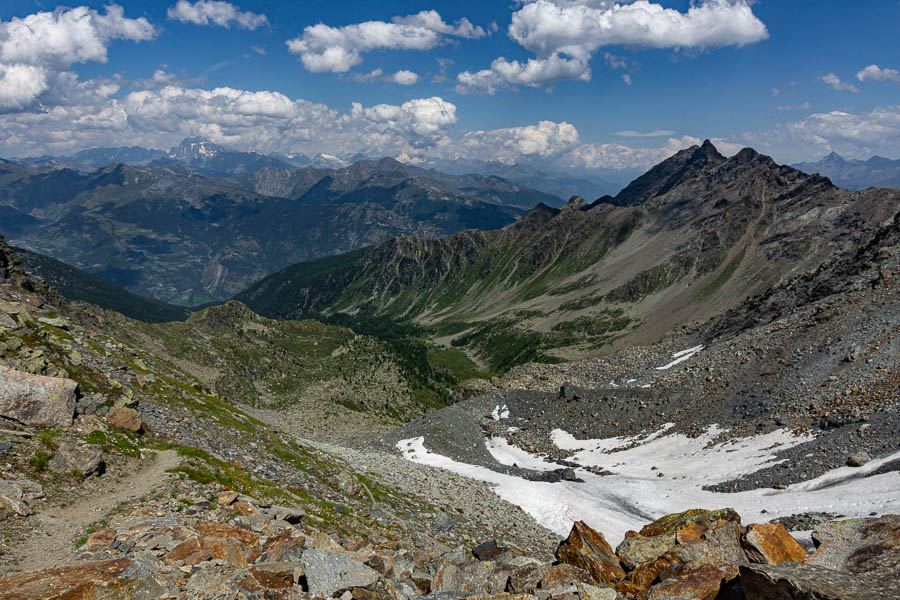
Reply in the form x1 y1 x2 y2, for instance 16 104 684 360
1 138 560 305
1 141 899 600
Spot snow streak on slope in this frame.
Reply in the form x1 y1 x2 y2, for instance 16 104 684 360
397 426 900 543
656 345 704 370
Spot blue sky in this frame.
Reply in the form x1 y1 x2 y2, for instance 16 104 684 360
1 0 898 170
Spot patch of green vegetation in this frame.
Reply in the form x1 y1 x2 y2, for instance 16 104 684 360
559 292 606 312
697 249 745 300
84 430 141 457
29 450 52 473
428 346 488 382
451 318 560 374
547 274 598 296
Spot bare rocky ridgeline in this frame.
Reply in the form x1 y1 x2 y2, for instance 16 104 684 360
2 140 900 599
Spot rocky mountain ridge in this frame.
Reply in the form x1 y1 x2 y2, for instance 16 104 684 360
237 141 900 372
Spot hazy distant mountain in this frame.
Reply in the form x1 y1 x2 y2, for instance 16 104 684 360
0 157 554 304
229 156 564 209
155 137 293 176
793 152 900 190
425 158 635 201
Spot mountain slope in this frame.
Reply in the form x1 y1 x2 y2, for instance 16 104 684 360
14 247 191 323
2 158 547 304
236 142 900 372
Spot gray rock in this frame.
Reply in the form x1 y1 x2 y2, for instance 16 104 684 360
740 563 898 599
576 582 616 600
846 453 871 467
38 317 68 330
615 533 676 570
434 511 454 532
807 515 900 586
1 478 43 515
266 505 306 524
75 393 109 417
507 560 551 594
49 442 104 477
431 560 498 596
0 365 77 427
301 548 379 598
0 442 11 454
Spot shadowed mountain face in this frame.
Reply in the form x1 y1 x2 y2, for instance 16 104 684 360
794 152 900 190
236 142 900 372
0 158 551 305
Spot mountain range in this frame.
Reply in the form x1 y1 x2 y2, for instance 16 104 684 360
793 151 900 190
15 137 628 200
236 141 900 371
0 156 556 304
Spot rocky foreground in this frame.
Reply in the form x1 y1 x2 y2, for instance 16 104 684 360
2 471 899 600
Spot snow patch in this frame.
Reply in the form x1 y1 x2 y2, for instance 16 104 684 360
656 345 704 370
398 426 900 544
492 404 510 420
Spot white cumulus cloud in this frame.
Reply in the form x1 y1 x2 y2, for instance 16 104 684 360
390 70 419 85
820 73 859 93
458 0 767 92
456 121 581 163
0 4 155 110
167 1 268 30
736 106 900 162
856 64 900 83
286 10 485 73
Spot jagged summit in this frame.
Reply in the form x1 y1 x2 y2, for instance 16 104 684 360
691 139 726 163
563 195 587 210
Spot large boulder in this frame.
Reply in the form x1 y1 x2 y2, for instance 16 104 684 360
640 508 741 538
740 563 898 599
806 515 900 586
616 532 677 570
0 558 163 600
302 548 379 598
194 521 260 548
49 442 104 477
742 523 807 565
0 365 76 427
106 406 143 432
647 563 729 600
556 520 625 586
666 519 747 569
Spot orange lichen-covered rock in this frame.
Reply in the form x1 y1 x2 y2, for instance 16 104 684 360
0 558 162 600
195 521 260 548
640 509 741 538
676 524 709 545
647 563 728 600
556 521 625 586
742 523 807 565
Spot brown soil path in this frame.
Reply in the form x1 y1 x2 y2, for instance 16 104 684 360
3 450 180 573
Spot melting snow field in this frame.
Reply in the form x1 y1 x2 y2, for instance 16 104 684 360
397 426 900 543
